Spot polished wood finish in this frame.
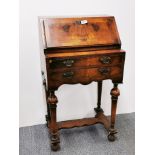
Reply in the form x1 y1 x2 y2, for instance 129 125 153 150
47 65 123 89
94 81 103 113
47 91 60 151
108 83 120 141
58 112 110 130
47 51 124 70
39 16 126 151
41 16 121 50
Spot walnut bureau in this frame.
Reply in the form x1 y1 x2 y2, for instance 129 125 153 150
39 16 126 151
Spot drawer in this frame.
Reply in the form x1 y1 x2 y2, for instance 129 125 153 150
47 53 124 71
48 65 123 87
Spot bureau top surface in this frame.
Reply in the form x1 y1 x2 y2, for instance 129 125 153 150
40 16 121 51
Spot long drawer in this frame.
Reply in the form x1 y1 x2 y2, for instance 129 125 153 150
46 53 124 71
47 65 123 88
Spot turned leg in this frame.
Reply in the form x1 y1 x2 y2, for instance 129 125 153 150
48 91 60 151
46 102 51 128
94 81 103 113
45 88 51 128
108 83 120 141
42 71 51 127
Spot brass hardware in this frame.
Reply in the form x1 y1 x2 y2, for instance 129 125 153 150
76 20 88 25
63 71 74 78
49 59 53 63
63 59 74 67
100 56 111 64
99 68 110 75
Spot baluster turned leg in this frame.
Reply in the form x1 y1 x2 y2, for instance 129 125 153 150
48 91 60 151
94 81 103 113
46 101 51 128
44 82 51 128
108 83 120 141
42 71 51 127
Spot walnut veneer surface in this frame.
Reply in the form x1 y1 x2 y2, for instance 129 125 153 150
39 16 126 151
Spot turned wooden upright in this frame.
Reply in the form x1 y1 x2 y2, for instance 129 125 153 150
39 16 126 151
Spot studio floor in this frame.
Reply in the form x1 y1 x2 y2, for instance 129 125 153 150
19 113 135 155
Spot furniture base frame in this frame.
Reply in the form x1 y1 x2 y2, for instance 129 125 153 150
44 81 120 151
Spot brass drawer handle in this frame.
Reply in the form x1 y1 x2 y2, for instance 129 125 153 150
63 71 74 78
49 59 74 67
100 56 111 64
63 59 75 67
99 68 110 75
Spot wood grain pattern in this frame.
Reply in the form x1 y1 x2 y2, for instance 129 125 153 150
58 112 110 131
47 91 60 151
45 49 125 58
39 16 126 151
47 52 124 70
47 65 123 89
108 83 120 141
40 16 121 50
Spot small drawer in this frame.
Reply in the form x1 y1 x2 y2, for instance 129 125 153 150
47 65 123 88
46 53 124 71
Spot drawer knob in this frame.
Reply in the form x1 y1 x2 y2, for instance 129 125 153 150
63 59 75 67
63 71 74 78
99 68 110 75
100 56 111 64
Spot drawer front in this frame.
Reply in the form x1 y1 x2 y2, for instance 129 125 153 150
47 54 123 70
48 65 123 88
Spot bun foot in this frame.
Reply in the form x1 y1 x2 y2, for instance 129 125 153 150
51 143 60 151
108 128 117 142
108 134 115 142
51 132 60 151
